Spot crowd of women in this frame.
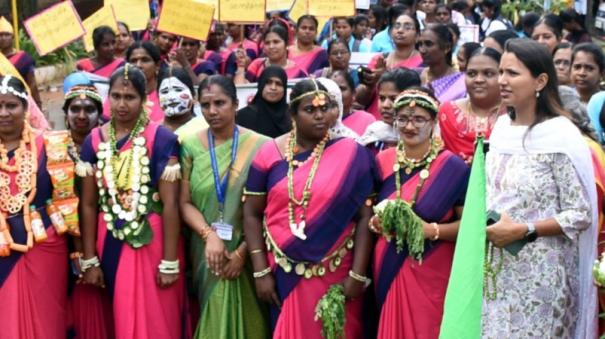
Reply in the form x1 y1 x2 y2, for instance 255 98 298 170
1 0 605 338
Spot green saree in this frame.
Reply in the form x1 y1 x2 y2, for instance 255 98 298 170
180 128 270 339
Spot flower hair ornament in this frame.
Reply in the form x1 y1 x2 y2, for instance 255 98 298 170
393 89 440 117
0 75 28 101
122 63 130 85
290 78 330 107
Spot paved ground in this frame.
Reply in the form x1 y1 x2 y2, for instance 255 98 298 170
40 82 66 130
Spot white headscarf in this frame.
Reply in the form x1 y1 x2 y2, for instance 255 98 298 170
316 77 359 140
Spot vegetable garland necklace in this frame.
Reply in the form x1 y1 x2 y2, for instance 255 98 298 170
97 112 155 248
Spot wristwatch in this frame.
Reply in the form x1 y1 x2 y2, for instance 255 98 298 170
525 222 537 242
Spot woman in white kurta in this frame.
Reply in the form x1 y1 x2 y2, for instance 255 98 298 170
481 39 598 339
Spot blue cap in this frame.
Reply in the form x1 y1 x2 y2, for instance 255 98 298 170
63 72 93 94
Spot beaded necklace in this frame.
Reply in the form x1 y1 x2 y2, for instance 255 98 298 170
285 130 330 240
393 137 443 203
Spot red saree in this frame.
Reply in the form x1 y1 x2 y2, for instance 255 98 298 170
245 137 375 339
373 148 469 339
76 58 125 78
80 123 187 339
438 101 501 161
0 135 69 339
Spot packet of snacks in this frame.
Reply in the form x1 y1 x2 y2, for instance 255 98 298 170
55 198 80 236
43 131 70 164
48 163 76 200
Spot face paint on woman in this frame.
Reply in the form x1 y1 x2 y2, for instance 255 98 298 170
159 76 193 117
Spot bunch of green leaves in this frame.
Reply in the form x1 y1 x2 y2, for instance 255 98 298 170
17 28 88 68
375 199 425 260
314 284 346 339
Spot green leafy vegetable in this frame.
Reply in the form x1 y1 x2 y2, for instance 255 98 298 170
374 199 425 260
315 284 346 339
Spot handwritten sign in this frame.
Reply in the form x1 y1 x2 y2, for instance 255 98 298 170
267 0 295 12
219 0 266 23
288 0 307 22
82 6 118 52
308 0 354 17
194 0 219 20
104 0 150 31
23 1 85 56
157 0 214 41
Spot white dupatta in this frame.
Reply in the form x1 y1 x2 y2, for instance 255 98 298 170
489 114 598 339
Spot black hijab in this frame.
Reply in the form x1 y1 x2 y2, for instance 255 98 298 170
236 66 290 138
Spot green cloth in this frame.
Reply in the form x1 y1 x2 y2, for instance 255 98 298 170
439 138 486 339
180 128 270 339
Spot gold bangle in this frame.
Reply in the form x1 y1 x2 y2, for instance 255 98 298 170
70 251 83 260
253 267 271 278
249 249 264 255
199 226 213 240
431 222 439 241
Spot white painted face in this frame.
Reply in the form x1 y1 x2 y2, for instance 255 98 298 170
159 76 193 117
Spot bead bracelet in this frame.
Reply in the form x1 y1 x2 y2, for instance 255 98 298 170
253 267 271 278
80 256 100 272
158 259 179 274
348 270 371 285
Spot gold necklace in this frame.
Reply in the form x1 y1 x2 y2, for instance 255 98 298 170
285 131 329 240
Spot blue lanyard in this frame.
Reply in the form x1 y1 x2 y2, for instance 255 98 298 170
208 126 239 221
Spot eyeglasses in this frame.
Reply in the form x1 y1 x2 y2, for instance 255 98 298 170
396 115 432 127
393 23 416 31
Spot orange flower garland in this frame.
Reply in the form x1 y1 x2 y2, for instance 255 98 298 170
0 121 38 256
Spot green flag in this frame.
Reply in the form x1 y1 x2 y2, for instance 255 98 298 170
439 137 486 339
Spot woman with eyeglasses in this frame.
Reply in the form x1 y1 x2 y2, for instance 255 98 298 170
371 87 469 339
553 42 573 86
358 13 423 119
172 37 217 85
418 24 466 103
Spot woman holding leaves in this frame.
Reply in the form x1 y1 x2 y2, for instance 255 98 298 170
371 88 469 339
243 79 375 339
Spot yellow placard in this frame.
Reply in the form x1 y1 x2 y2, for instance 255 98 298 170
288 0 308 23
23 1 85 56
105 0 150 31
267 0 295 12
308 0 354 17
194 0 219 20
219 0 266 23
317 16 331 36
157 0 214 41
82 6 118 52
